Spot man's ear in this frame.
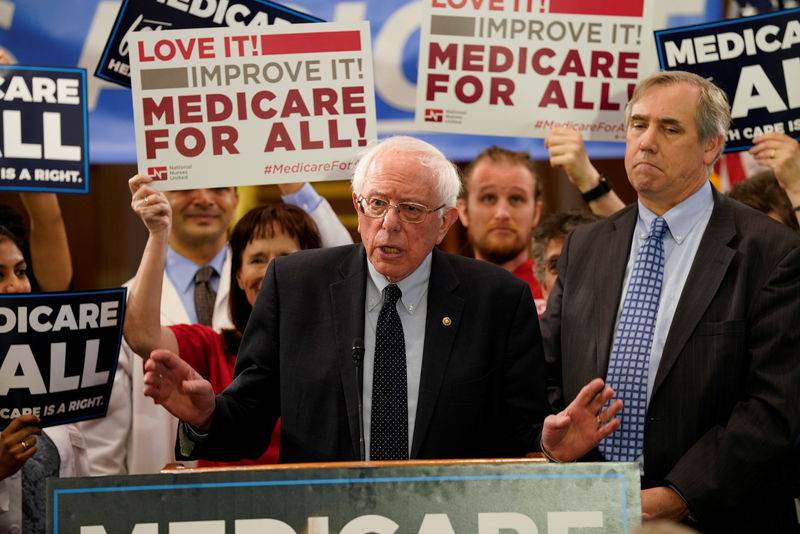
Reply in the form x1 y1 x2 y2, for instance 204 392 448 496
436 207 459 245
352 193 362 234
456 197 469 227
532 199 543 229
703 134 725 166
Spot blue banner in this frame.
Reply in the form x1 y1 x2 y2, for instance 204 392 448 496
96 0 323 87
655 8 800 151
0 288 126 429
0 66 89 193
0 1 723 164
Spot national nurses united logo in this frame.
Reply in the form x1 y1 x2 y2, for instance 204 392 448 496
424 109 444 122
147 166 168 180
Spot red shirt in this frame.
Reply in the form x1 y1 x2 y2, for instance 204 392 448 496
512 258 543 300
169 323 280 467
512 258 547 316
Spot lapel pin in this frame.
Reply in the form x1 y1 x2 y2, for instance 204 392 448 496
442 317 452 326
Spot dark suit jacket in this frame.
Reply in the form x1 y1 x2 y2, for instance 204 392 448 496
188 245 548 463
541 189 800 532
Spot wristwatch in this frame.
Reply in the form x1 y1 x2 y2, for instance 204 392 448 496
581 174 612 202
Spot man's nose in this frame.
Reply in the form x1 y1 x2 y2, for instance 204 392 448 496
192 189 215 205
381 204 403 230
638 126 658 152
493 199 512 219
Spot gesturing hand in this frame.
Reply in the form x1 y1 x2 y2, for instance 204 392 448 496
542 378 622 462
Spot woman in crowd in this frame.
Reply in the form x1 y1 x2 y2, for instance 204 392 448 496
0 222 88 534
727 170 800 232
0 193 73 292
123 175 322 466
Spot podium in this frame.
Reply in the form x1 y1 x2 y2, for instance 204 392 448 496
49 458 641 533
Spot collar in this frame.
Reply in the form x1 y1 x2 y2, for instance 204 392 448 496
636 181 714 245
366 252 433 314
166 244 228 293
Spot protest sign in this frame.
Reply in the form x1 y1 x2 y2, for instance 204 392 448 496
96 0 323 88
0 66 89 194
2 1 722 163
51 461 642 534
129 22 377 188
415 0 656 141
655 8 800 151
0 289 125 429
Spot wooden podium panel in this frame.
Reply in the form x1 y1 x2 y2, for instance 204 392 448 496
49 459 641 533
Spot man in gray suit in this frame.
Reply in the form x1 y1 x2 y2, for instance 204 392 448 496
540 71 800 531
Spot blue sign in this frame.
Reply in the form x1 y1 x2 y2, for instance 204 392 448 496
0 66 89 193
96 0 323 87
655 8 800 151
0 288 126 429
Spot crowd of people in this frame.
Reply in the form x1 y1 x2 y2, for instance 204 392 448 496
1 69 800 534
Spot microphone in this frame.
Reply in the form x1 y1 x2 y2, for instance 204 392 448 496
352 337 366 461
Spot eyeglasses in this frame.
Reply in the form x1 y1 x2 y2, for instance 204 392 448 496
357 195 445 224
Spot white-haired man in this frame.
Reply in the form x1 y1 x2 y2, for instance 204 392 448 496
143 136 553 462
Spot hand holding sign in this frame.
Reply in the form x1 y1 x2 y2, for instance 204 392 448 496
545 127 603 190
0 413 41 480
544 127 625 215
750 132 800 191
129 174 171 235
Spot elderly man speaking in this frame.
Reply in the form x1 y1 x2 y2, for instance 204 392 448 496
141 136 568 463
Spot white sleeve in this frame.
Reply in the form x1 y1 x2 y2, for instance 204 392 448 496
282 182 353 247
43 424 90 478
310 196 354 247
76 339 133 475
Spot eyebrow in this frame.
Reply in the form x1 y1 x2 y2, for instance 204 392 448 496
365 192 427 204
630 114 685 129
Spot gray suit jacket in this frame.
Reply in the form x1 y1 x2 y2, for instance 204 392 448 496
186 245 548 463
541 189 800 532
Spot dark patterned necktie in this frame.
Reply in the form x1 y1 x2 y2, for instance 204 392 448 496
599 216 668 462
194 265 216 326
370 283 408 460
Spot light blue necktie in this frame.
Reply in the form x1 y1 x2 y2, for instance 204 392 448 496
599 216 668 462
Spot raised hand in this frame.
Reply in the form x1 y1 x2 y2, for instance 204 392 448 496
143 349 216 432
541 378 622 462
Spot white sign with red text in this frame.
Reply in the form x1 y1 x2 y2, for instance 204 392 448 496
130 22 377 189
415 0 656 141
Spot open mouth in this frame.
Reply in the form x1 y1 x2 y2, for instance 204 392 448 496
381 246 401 254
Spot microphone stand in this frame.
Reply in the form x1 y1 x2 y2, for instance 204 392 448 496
352 338 366 461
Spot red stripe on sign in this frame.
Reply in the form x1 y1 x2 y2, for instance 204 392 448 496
548 0 644 17
260 31 361 55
